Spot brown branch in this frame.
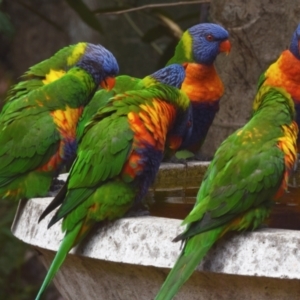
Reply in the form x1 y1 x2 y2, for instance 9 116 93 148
155 13 183 40
95 0 210 15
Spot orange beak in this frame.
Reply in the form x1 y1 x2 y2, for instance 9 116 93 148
100 77 116 91
219 39 231 55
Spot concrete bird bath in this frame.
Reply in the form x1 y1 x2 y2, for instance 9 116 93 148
11 162 300 299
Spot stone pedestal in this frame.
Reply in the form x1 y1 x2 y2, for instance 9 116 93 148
11 163 300 299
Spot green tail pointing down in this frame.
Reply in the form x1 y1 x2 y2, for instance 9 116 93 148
155 85 298 300
35 220 83 299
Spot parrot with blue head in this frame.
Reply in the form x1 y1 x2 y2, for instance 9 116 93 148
0 43 119 201
167 23 231 158
39 64 193 219
155 85 298 300
35 64 192 299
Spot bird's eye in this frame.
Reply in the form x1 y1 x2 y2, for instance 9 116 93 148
206 34 214 41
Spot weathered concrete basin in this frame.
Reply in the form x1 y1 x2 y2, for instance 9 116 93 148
11 162 300 299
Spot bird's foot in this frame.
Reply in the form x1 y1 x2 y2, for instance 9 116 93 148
47 177 65 197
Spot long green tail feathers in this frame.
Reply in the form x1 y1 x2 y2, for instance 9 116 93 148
155 227 223 300
35 221 83 300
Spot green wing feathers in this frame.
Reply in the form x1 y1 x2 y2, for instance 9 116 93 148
71 116 133 189
77 73 157 140
179 119 286 240
0 112 59 199
6 43 88 103
76 89 114 140
0 68 97 200
48 115 134 226
24 43 87 77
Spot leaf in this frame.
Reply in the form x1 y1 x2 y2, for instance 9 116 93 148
0 10 14 37
175 150 195 160
155 12 183 39
64 0 103 34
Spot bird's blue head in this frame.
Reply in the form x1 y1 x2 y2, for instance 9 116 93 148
76 43 119 90
186 23 231 65
289 24 300 60
151 64 186 88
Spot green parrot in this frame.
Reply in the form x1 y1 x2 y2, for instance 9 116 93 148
155 85 298 300
39 64 193 219
0 43 119 201
35 64 192 299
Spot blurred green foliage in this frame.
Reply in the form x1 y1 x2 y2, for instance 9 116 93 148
0 200 37 300
0 10 13 37
0 0 13 37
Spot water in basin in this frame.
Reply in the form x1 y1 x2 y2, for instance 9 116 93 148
145 181 300 231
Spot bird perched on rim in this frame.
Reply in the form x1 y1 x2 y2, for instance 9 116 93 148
167 22 231 159
0 43 119 201
155 85 298 300
35 64 192 299
258 23 300 149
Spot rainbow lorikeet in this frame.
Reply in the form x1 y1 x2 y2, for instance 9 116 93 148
168 23 231 158
155 85 298 300
39 64 192 218
0 43 119 201
35 65 191 299
258 23 300 149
